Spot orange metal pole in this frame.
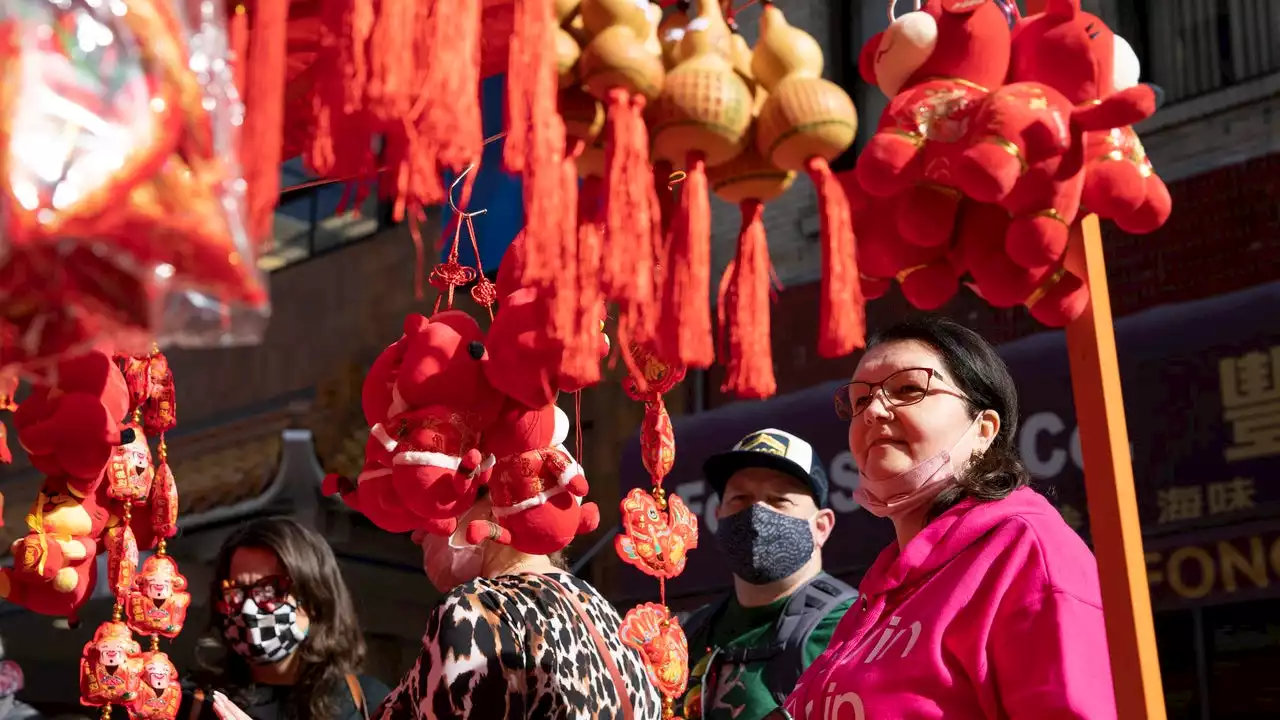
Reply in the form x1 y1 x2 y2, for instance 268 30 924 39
1018 2 1167 717
1063 216 1167 719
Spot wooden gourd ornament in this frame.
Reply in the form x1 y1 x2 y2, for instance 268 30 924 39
649 0 752 369
650 1 692 239
752 0 863 358
579 0 666 355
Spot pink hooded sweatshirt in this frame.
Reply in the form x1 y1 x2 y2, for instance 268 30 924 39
785 487 1115 719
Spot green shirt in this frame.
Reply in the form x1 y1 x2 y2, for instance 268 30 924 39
682 594 854 720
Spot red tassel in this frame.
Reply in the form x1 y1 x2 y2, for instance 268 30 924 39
628 96 657 343
240 0 290 249
808 156 865 358
425 0 482 196
658 153 713 369
561 176 606 388
506 0 562 291
366 0 416 120
601 89 636 301
653 159 674 239
719 200 776 399
551 139 584 344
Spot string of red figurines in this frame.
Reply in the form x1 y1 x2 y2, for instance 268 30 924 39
615 343 699 719
0 348 189 720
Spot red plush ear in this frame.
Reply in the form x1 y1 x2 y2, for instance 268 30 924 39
496 231 529 299
484 289 559 409
939 0 988 15
858 32 883 84
1044 0 1079 19
403 313 431 335
362 338 409 425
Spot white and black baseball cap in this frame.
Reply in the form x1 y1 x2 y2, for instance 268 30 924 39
703 428 829 508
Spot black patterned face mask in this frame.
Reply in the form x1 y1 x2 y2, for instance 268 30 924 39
715 504 816 585
220 597 308 664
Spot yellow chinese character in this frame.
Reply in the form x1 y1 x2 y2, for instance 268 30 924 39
1157 486 1204 524
1057 504 1085 532
1207 477 1256 515
1220 347 1280 461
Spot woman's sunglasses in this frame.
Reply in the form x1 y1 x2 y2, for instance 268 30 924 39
216 575 292 614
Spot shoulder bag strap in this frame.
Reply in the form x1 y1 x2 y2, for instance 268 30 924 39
345 673 369 720
538 574 635 720
189 689 206 720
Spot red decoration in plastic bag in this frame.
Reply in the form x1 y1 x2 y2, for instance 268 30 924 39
106 523 140 599
79 621 142 707
640 400 676 484
615 488 698 580
105 427 154 503
129 651 180 720
619 603 690 699
125 555 189 639
623 341 687 400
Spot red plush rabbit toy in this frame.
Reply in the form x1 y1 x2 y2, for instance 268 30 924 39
855 0 1016 249
951 0 1160 270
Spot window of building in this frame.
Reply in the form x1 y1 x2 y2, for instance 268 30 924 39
257 157 393 272
1155 609 1204 720
1205 598 1280 718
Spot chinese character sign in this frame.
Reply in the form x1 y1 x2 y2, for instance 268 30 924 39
1220 346 1280 462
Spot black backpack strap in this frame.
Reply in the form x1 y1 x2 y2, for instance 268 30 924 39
680 595 731 656
764 573 859 705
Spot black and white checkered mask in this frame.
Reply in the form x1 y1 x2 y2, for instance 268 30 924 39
220 598 308 664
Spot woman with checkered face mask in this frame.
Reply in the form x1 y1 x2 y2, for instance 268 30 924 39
180 517 390 719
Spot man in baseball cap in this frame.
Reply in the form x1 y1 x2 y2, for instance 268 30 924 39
680 429 857 720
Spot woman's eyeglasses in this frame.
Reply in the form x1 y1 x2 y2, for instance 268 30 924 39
217 575 291 614
834 367 943 420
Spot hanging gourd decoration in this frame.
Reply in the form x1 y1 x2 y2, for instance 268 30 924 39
559 85 610 387
579 0 666 357
657 1 690 71
707 29 793 401
650 1 691 237
752 1 863 359
649 0 752 370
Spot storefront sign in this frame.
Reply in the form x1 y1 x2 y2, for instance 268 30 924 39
1146 522 1280 609
617 283 1280 602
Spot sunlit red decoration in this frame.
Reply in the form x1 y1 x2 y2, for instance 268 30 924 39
128 651 181 720
68 349 188 720
620 603 691 700
852 0 1167 327
616 340 696 718
0 0 267 378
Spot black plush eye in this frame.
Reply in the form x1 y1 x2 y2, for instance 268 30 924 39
118 427 137 446
468 341 486 360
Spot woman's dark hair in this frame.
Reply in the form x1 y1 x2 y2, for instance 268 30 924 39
196 516 366 719
866 315 1031 518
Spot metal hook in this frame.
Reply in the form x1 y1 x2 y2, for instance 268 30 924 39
887 0 922 23
446 131 509 218
448 164 487 218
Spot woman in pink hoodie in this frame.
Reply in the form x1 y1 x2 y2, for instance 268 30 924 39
782 317 1115 720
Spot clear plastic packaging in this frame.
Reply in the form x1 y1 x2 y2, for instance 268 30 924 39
0 0 270 380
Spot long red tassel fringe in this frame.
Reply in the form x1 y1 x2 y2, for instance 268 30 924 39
808 156 865 358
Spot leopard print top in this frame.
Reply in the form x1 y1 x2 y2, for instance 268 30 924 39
376 572 662 720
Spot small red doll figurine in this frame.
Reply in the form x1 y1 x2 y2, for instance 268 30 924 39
80 621 142 706
126 555 190 638
129 651 181 720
